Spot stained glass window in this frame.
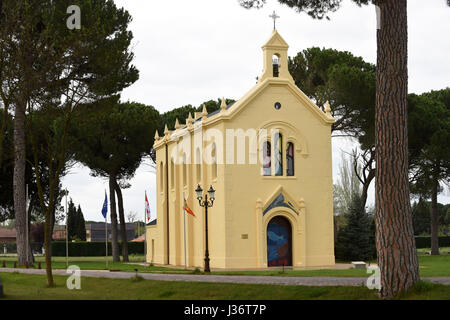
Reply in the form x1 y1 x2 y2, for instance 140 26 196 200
263 141 271 176
286 142 294 176
274 133 283 176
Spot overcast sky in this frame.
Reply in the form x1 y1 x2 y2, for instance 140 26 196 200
60 0 450 223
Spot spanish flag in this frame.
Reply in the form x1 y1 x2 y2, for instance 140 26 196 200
183 198 195 217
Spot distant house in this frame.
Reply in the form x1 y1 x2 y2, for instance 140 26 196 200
0 228 16 243
131 234 145 242
86 223 135 242
52 225 67 241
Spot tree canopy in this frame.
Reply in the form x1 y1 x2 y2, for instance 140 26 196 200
0 0 140 285
71 100 160 180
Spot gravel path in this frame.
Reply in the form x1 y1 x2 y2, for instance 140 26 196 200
1 268 450 286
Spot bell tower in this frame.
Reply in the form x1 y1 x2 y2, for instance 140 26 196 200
259 29 294 83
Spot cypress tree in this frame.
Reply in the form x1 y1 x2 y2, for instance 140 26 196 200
66 199 77 241
76 205 86 241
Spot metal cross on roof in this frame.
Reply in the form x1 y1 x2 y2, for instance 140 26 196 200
269 10 280 30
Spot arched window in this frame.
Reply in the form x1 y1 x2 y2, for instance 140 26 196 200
272 54 280 77
274 133 283 176
170 158 175 188
286 142 294 176
212 143 217 180
182 153 187 186
196 148 201 182
263 141 271 176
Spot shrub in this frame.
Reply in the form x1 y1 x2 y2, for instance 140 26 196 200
335 193 376 261
414 236 450 248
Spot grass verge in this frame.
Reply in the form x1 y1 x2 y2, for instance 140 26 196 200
0 272 449 300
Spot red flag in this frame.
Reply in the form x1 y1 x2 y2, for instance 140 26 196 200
183 198 195 217
145 192 151 223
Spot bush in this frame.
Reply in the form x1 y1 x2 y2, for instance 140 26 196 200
51 241 144 257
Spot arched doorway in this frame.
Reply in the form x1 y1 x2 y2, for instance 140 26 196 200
267 216 292 267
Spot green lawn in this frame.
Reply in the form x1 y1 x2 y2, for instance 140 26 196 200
417 247 450 254
1 251 450 277
0 272 449 300
0 255 189 274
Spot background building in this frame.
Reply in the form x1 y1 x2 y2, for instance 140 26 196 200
52 225 67 241
86 223 135 242
0 228 16 243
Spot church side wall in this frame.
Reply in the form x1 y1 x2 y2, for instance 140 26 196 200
146 146 167 265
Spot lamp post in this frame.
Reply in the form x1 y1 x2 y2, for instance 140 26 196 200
195 184 215 273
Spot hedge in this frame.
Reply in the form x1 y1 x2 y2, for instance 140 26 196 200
415 236 450 249
51 241 144 257
0 242 42 254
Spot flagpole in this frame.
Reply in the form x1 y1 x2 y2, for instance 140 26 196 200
183 192 187 270
65 189 68 268
144 191 147 265
105 215 108 269
104 190 108 270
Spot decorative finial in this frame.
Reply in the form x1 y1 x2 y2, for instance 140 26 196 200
164 124 169 135
175 118 181 129
202 104 208 119
269 10 280 30
220 97 227 112
324 101 332 116
187 112 193 125
154 130 160 140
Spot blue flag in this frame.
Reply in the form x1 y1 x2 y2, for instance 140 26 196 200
101 192 108 219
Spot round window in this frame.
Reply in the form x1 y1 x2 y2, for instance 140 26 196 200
274 102 281 110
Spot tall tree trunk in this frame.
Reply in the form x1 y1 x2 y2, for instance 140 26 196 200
43 207 54 286
375 0 420 298
26 202 35 264
0 96 9 167
114 178 129 262
109 174 120 262
13 98 33 265
430 171 439 255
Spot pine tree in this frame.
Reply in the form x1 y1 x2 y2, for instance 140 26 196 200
335 193 375 261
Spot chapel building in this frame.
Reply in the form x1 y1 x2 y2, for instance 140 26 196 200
146 29 335 269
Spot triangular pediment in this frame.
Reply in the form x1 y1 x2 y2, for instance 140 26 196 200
222 78 334 125
262 185 301 216
262 30 289 49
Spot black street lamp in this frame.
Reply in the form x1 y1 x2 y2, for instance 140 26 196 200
195 184 215 273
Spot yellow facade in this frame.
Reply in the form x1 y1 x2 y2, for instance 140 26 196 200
146 30 335 269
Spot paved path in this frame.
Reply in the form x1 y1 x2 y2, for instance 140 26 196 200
1 268 450 286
